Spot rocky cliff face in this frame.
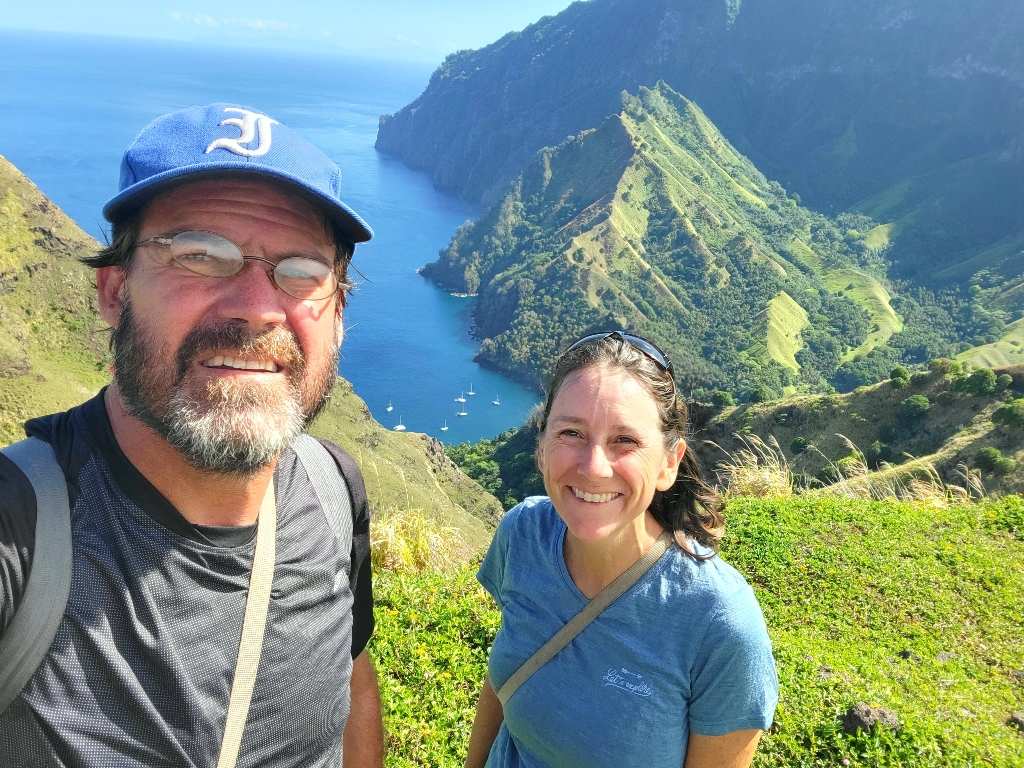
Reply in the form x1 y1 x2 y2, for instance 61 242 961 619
377 0 1024 293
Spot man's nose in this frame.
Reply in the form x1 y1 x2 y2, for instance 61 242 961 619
215 259 288 330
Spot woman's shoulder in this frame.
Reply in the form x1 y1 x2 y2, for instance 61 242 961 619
496 495 560 538
661 544 761 618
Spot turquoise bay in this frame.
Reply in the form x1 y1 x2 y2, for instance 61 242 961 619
0 30 539 444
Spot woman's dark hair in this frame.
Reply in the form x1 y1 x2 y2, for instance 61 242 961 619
537 335 725 558
81 201 355 310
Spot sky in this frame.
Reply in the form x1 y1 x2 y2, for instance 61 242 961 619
0 0 580 62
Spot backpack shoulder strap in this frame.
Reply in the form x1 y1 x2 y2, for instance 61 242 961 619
291 434 353 554
0 437 73 714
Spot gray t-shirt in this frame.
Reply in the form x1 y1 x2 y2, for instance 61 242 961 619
0 392 374 767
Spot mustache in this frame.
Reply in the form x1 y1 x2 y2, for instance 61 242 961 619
175 323 306 383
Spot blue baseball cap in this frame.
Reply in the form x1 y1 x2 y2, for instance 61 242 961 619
103 103 373 243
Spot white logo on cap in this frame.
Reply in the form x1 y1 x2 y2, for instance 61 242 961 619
205 108 279 157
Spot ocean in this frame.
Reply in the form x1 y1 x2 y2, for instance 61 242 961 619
0 30 540 444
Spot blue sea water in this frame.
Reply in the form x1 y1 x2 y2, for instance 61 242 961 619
0 30 539 444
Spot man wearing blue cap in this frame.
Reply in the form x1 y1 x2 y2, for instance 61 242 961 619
0 105 384 766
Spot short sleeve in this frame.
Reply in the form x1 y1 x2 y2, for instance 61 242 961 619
687 585 778 736
476 505 516 608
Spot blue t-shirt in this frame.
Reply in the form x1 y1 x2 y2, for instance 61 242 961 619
477 497 778 768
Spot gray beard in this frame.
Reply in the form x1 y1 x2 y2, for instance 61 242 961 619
112 297 338 475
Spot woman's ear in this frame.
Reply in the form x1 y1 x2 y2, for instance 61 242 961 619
656 439 687 492
96 266 127 328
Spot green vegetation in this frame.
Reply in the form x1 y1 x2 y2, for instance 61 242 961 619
373 495 1024 766
421 83 998 399
960 319 1024 369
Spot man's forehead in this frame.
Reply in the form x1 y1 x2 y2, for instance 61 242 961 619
143 177 331 236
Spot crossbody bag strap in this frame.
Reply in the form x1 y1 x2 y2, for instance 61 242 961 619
496 530 674 709
0 437 73 714
215 478 277 768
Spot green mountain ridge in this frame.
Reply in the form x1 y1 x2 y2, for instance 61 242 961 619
377 0 1024 304
0 155 501 550
424 83 980 396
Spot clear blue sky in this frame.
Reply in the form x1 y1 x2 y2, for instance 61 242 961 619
0 1 579 62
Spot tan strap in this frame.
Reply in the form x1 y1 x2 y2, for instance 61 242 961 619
496 530 673 709
216 480 277 768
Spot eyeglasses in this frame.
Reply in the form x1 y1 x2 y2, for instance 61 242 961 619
564 331 675 379
138 230 340 301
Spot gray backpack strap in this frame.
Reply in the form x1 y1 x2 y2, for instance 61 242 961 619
0 437 73 713
496 530 673 709
291 435 353 552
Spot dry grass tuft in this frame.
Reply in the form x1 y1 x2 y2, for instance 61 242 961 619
709 433 985 506
709 434 794 499
371 507 471 574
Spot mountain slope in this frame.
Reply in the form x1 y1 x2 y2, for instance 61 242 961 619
377 0 1024 303
423 83 935 395
0 156 500 548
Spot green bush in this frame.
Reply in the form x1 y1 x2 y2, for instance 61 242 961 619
748 385 777 404
992 398 1024 429
995 373 1013 391
890 366 910 381
878 423 899 443
900 395 930 421
712 390 736 408
889 376 908 390
790 436 809 455
974 447 1004 473
965 367 997 395
928 358 962 377
909 372 930 386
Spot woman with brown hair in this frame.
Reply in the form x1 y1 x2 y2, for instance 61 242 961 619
465 332 777 768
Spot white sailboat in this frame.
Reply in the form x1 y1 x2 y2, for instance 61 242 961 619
457 408 468 417
467 383 475 396
492 395 501 405
440 420 449 432
455 391 466 403
393 416 406 431
386 400 393 412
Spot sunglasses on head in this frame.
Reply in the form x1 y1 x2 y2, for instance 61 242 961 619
564 331 675 379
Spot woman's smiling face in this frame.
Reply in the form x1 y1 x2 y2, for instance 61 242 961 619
538 364 684 544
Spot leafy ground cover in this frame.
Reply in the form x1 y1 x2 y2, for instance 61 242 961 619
371 495 1024 766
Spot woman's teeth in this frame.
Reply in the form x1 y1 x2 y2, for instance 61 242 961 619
201 355 279 372
572 487 618 503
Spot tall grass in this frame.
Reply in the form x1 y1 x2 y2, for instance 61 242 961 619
709 433 984 506
371 507 470 574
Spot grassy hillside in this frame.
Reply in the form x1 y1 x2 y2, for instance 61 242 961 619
0 156 501 546
373 494 1024 766
696 369 1024 499
422 83 978 397
960 319 1024 369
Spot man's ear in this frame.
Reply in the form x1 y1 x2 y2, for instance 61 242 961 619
96 266 126 328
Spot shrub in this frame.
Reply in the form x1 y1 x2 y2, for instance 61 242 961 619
711 390 736 408
995 457 1017 475
992 398 1024 429
974 447 1003 473
965 367 997 395
928 357 962 377
371 508 469 574
878 423 899 443
900 395 930 421
748 385 776 404
790 436 809 455
890 366 910 381
996 373 1013 391
909 372 929 386
889 376 908 390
